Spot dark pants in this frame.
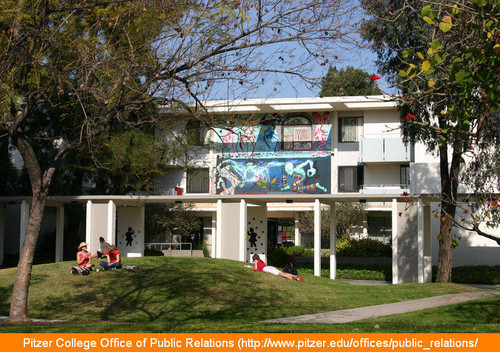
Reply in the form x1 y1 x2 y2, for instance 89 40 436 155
100 261 122 270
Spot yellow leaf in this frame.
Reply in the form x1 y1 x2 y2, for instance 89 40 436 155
421 60 432 72
494 44 500 54
487 32 492 38
452 5 459 15
427 47 436 56
428 78 435 87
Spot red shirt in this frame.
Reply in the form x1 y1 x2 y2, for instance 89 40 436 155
106 249 120 263
254 259 267 272
77 251 90 267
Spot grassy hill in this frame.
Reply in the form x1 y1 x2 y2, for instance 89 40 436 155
0 257 498 333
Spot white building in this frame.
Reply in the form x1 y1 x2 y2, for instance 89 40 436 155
0 96 498 282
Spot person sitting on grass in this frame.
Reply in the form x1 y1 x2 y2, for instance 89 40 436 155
76 242 93 270
100 245 122 270
93 236 112 259
252 254 305 282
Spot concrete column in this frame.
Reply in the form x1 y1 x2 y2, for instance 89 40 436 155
294 213 301 246
329 202 337 280
0 205 4 266
391 198 399 284
107 200 116 245
55 205 64 262
424 204 433 283
20 201 30 252
216 199 222 259
417 200 424 283
314 199 321 277
239 199 247 262
85 201 92 245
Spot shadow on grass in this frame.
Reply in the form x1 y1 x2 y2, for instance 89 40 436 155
32 258 291 328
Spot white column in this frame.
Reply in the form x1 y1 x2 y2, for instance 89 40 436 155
0 205 5 266
107 200 116 245
329 202 337 280
294 213 301 246
391 199 399 284
417 200 424 283
20 201 30 252
85 201 92 245
424 204 433 283
55 206 64 262
239 199 247 262
216 199 222 259
314 199 321 277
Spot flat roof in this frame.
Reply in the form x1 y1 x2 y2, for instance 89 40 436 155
160 96 398 115
0 193 441 207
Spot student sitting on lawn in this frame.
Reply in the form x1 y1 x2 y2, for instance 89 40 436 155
93 237 112 259
100 245 122 270
252 254 305 282
76 242 93 270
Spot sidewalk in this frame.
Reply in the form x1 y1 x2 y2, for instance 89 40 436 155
265 289 500 324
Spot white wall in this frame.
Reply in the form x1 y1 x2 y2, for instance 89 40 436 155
363 110 401 138
364 164 401 186
117 206 144 257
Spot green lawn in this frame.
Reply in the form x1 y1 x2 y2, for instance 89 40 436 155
0 257 498 333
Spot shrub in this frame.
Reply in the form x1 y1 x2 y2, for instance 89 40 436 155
267 247 291 267
432 265 500 285
144 247 164 256
336 238 391 257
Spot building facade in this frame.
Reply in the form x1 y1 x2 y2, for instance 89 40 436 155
1 96 498 283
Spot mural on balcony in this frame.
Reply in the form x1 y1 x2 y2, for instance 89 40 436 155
214 112 331 194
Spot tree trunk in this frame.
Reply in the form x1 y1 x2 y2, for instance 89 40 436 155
435 144 461 283
8 137 57 321
8 193 48 321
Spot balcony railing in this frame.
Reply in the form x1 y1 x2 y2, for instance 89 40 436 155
360 184 410 194
360 138 414 163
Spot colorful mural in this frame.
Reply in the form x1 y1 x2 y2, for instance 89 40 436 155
214 112 332 194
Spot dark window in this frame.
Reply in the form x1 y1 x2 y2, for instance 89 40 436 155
185 120 202 145
281 115 313 150
187 168 209 193
400 165 410 188
338 117 362 142
368 215 392 239
338 165 364 192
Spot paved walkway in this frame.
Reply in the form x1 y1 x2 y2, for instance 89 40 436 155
266 289 500 324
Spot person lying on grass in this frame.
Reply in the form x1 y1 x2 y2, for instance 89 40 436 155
252 254 305 282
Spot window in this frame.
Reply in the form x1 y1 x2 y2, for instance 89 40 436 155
185 120 202 145
400 165 410 188
339 117 362 142
187 168 209 193
368 215 392 240
338 165 363 192
281 115 312 150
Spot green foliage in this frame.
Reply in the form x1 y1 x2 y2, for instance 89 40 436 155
144 247 164 256
266 247 292 267
295 262 391 281
104 129 165 192
336 238 392 258
298 202 366 239
144 204 202 243
320 66 383 97
432 265 500 285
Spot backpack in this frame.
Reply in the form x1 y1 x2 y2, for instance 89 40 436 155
71 266 90 276
283 261 298 275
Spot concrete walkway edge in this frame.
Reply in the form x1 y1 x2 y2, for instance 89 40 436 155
265 291 500 324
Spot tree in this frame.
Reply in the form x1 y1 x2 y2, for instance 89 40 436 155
362 0 500 282
299 202 366 241
320 66 383 96
1 0 359 321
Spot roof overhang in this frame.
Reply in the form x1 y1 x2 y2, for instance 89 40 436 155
160 95 399 115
